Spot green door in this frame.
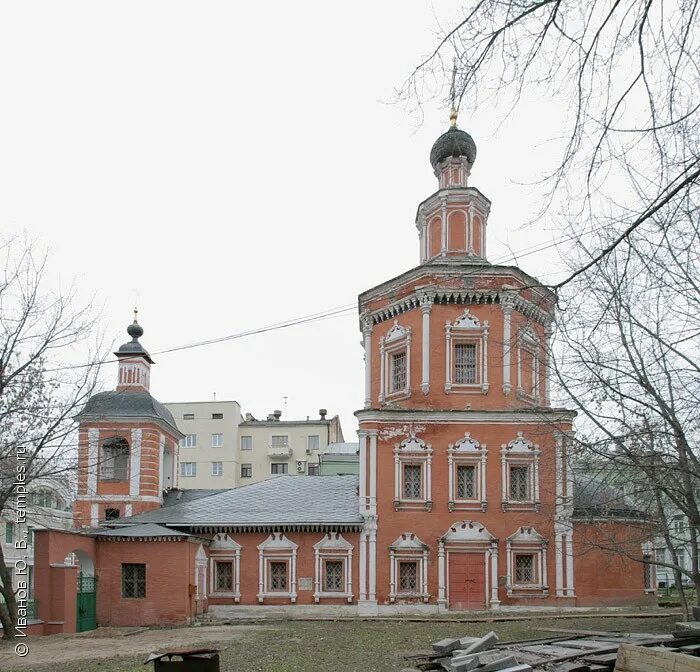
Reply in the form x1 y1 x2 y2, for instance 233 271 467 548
76 573 97 632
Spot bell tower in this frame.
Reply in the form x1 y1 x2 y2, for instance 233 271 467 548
73 313 183 528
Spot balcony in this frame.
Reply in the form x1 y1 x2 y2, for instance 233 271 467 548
267 444 293 459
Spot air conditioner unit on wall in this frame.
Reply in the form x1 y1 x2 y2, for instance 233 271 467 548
296 460 307 473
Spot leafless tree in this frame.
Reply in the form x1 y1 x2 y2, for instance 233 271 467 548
551 197 700 615
400 0 700 290
0 236 102 639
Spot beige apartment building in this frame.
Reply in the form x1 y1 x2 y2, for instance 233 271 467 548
164 401 344 489
165 400 243 489
237 409 344 484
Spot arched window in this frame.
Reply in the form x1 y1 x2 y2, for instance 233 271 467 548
100 437 129 481
29 488 64 510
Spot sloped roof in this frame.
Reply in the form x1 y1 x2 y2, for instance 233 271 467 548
572 475 647 520
117 475 362 530
75 390 182 437
93 523 190 539
323 442 359 455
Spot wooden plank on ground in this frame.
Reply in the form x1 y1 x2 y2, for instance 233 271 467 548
614 644 700 672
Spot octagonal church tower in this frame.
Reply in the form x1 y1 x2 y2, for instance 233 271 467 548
73 313 183 528
355 111 577 612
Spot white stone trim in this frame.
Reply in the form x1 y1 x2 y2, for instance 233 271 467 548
447 433 488 512
313 532 354 603
362 316 373 408
158 433 165 495
500 432 541 512
355 409 576 423
444 310 489 394
129 428 142 496
87 428 99 495
501 297 514 394
379 321 412 402
505 527 548 597
209 533 241 601
420 295 432 394
195 544 208 600
358 431 368 514
90 503 98 528
516 327 541 403
368 431 377 516
388 533 430 603
393 435 433 511
257 532 298 603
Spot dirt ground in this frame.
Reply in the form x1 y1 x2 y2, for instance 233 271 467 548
0 614 681 672
0 624 268 670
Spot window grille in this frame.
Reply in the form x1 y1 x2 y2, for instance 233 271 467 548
456 465 476 499
515 555 534 583
402 465 422 499
270 562 287 591
122 563 146 598
455 343 477 384
324 561 343 591
391 351 407 392
510 466 529 500
241 464 252 478
216 562 233 592
399 562 417 592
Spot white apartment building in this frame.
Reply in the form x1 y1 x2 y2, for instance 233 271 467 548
164 401 345 489
165 400 243 489
237 409 344 485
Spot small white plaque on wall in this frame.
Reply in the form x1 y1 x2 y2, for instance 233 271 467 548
298 577 313 591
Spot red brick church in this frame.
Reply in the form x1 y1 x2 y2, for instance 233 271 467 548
34 113 653 633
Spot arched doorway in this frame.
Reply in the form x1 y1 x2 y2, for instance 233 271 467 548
65 549 97 632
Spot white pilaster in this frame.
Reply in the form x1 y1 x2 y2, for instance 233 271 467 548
129 428 142 496
544 321 552 406
420 297 432 394
369 431 377 514
87 428 99 495
440 197 448 254
158 433 165 496
437 541 446 606
501 298 513 394
362 317 373 408
490 545 500 608
359 533 367 601
358 430 367 513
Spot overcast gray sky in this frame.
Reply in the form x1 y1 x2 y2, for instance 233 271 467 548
0 2 569 436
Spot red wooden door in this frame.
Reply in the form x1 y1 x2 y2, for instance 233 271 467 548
449 553 486 610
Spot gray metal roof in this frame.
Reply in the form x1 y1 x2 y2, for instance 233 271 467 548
75 390 183 437
94 523 190 538
572 475 647 520
162 489 228 507
323 442 359 455
119 475 362 529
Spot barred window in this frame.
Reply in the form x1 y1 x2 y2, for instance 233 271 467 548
515 554 534 583
324 560 343 592
454 343 477 384
269 562 288 591
215 561 233 592
403 465 422 499
510 466 529 500
100 437 129 481
241 464 252 478
122 563 146 598
399 562 417 592
456 465 476 499
391 351 407 392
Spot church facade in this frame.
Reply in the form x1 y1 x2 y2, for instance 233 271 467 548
32 115 653 634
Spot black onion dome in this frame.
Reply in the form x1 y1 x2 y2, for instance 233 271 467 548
429 126 477 170
115 316 153 362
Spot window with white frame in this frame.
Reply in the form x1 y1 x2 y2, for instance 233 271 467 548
271 435 289 447
444 309 489 394
393 435 433 511
313 532 354 603
501 433 540 511
379 320 411 401
211 433 223 448
182 434 197 448
388 533 429 603
257 532 298 603
209 533 241 600
307 435 320 451
240 435 252 450
447 433 488 512
181 462 197 477
211 461 223 477
517 327 541 402
505 527 548 597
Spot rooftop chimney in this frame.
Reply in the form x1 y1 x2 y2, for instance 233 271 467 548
319 408 327 420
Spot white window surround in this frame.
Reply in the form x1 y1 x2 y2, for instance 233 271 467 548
182 434 197 448
195 545 208 601
437 521 500 610
516 327 541 403
445 309 489 394
313 532 354 603
257 532 298 603
181 462 196 477
388 533 430 603
379 320 412 402
211 433 223 448
505 527 548 597
501 432 540 512
208 533 241 601
393 435 433 512
447 433 488 512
